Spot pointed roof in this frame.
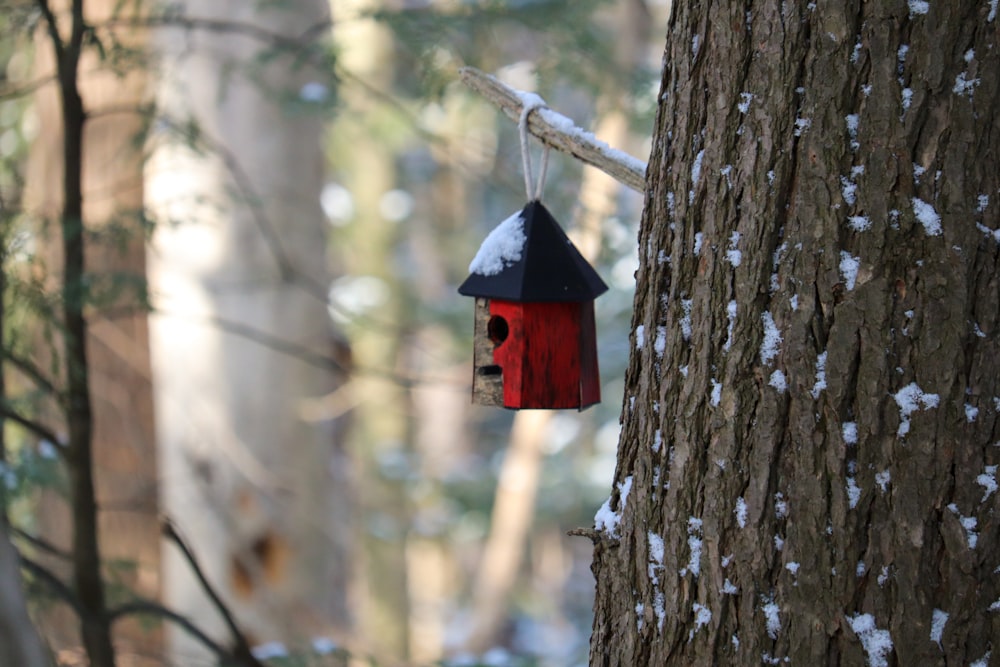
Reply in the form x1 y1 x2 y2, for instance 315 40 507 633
458 200 608 302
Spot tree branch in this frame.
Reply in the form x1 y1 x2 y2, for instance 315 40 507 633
18 553 83 616
108 600 230 661
34 0 65 67
101 14 332 59
458 66 648 193
0 405 62 449
2 349 61 400
161 518 265 667
9 526 72 561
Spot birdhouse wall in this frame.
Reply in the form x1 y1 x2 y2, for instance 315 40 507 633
470 298 601 410
578 300 601 408
491 300 594 410
471 297 503 406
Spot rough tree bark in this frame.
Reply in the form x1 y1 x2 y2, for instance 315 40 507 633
590 2 999 665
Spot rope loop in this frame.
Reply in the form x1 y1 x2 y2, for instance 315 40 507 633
518 97 550 201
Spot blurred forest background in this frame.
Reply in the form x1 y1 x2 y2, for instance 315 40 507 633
0 0 668 665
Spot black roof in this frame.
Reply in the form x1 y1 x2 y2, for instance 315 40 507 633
458 200 608 302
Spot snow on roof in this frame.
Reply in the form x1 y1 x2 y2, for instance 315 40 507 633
468 209 526 276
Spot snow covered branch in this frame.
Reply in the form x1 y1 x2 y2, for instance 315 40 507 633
458 67 648 194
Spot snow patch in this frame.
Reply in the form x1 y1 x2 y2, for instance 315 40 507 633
901 88 913 111
930 609 948 647
726 232 743 266
811 351 828 398
691 150 705 187
843 422 859 445
594 476 633 537
875 470 891 493
690 603 712 640
841 177 858 205
848 215 872 232
735 497 748 528
976 465 997 502
711 379 722 407
762 600 781 639
845 114 860 150
947 504 978 548
469 211 526 275
971 651 993 667
769 370 787 393
724 300 737 351
774 492 789 519
908 0 929 16
680 299 693 341
847 614 893 667
847 477 862 509
840 251 861 290
635 324 645 349
953 72 981 97
912 198 942 236
683 518 703 578
760 311 782 366
893 382 940 437
654 326 667 358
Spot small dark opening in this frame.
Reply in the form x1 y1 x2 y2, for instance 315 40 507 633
478 365 502 376
487 315 509 345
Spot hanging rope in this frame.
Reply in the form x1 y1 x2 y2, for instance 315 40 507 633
518 97 551 201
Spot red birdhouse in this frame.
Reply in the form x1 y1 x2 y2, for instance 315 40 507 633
458 200 608 410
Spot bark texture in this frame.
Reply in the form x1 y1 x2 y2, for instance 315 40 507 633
590 2 1000 665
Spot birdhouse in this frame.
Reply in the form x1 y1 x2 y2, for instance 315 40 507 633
458 200 608 410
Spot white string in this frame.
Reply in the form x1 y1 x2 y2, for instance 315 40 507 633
535 144 550 199
518 98 550 201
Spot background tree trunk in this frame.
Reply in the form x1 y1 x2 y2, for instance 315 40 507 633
145 1 350 659
590 2 1000 665
0 524 49 667
24 1 158 662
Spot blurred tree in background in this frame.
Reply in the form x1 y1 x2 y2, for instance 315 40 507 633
0 0 666 665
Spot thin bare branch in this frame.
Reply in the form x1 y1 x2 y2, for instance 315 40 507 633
108 600 229 660
34 0 66 67
0 405 62 448
9 526 72 561
459 66 648 193
2 349 61 400
0 75 58 101
18 553 83 616
161 518 265 667
101 14 332 58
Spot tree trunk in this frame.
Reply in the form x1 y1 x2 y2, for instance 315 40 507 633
24 1 160 661
590 2 1000 665
0 524 49 667
145 1 350 659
